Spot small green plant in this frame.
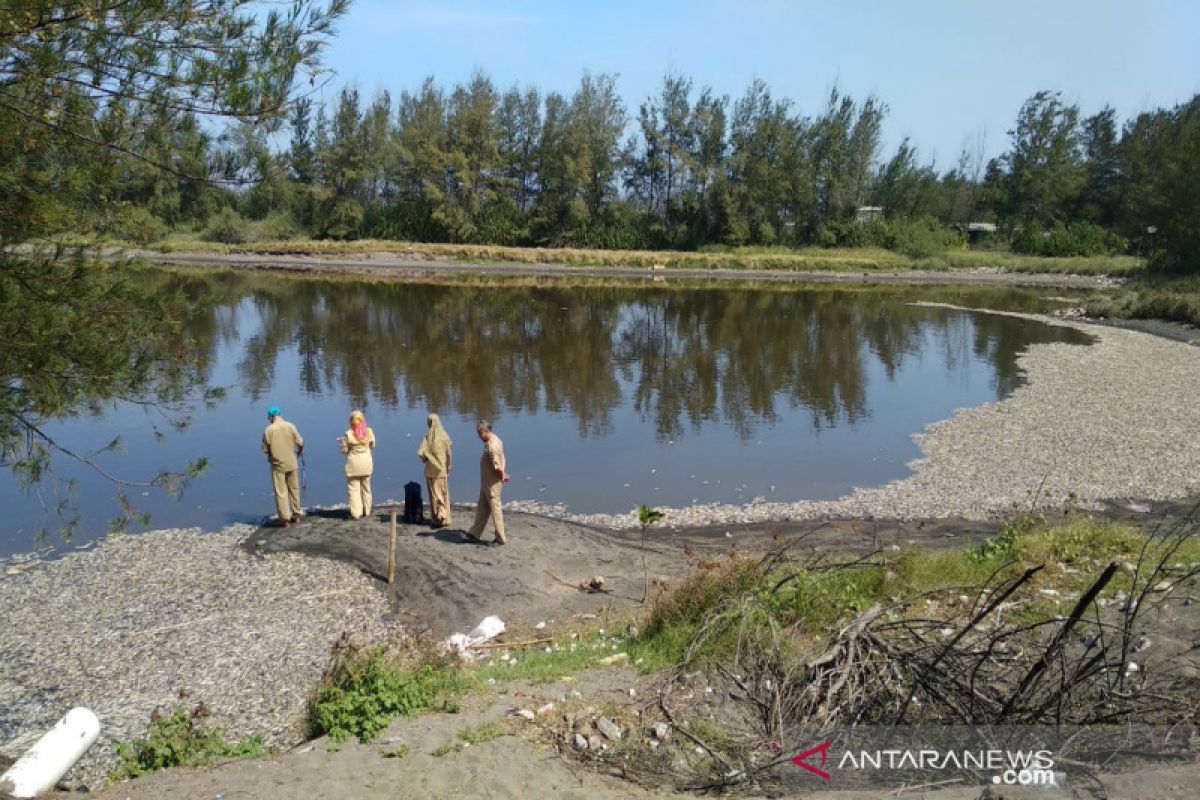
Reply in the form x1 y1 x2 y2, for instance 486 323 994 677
968 527 1021 565
431 742 458 757
111 706 262 780
638 504 665 602
457 720 507 745
381 743 411 759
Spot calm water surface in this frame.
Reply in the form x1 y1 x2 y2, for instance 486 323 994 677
0 274 1091 555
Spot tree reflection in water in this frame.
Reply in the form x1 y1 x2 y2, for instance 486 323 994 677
205 276 1088 441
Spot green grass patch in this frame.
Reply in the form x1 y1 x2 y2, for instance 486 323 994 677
686 717 753 765
1084 275 1200 327
380 743 411 759
475 633 625 684
111 707 263 780
307 632 636 745
138 237 1147 278
630 519 1200 667
457 720 507 745
937 249 1146 276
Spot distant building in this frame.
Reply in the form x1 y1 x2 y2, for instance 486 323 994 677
855 206 884 223
965 222 997 244
950 221 998 244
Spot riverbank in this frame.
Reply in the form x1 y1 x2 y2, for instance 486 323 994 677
125 246 1130 289
27 505 1199 800
5 498 1198 793
131 238 1147 277
0 507 1002 790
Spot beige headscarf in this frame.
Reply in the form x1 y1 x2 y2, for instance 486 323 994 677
418 413 452 474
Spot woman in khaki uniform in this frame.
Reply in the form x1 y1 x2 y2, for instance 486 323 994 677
417 413 453 527
340 410 376 520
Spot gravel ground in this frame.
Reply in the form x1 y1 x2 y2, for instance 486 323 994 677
0 526 395 790
521 313 1200 529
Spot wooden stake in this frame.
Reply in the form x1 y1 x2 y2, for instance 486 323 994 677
471 637 553 651
388 510 398 585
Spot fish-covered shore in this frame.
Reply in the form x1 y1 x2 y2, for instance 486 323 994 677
2 313 1198 790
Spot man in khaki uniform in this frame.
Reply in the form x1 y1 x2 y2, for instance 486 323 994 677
466 420 509 544
262 406 304 526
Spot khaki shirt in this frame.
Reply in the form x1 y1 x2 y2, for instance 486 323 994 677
343 428 376 477
262 418 303 471
480 434 506 483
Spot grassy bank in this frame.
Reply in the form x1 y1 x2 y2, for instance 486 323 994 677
632 516 1200 669
138 237 1145 277
306 516 1200 747
1084 276 1200 327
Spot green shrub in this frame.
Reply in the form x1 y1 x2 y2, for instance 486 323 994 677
317 198 365 240
818 216 964 258
107 205 170 244
201 207 249 244
111 707 262 780
1011 222 1127 257
471 199 529 247
309 643 468 743
362 198 448 241
251 210 302 241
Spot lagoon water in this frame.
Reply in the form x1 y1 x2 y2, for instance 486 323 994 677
0 273 1090 556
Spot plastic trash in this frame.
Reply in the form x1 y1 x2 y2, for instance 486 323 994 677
467 615 505 644
0 708 100 798
443 616 506 660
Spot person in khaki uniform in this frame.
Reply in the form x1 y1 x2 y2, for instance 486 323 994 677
417 413 453 527
262 406 304 526
466 420 509 544
340 409 376 520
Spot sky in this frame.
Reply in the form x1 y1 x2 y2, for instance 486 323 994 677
318 0 1200 168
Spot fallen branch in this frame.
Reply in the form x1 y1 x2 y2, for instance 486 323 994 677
471 637 553 651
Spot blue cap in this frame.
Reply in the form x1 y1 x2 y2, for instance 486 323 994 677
268 406 281 417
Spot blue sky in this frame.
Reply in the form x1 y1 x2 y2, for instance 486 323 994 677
319 0 1199 167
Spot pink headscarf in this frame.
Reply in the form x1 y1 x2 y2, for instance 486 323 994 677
350 410 370 444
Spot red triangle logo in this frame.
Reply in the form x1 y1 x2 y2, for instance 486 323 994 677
791 741 832 780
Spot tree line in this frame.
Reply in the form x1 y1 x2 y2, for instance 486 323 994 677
96 71 1198 270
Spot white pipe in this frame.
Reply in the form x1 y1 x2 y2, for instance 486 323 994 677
0 708 100 798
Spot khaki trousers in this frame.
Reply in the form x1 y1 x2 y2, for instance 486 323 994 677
426 475 450 525
347 475 372 519
468 479 505 541
271 467 301 522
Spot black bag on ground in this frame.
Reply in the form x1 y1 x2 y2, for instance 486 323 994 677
403 481 424 524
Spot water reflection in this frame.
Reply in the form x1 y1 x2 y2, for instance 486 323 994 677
0 272 1092 552
221 279 1079 441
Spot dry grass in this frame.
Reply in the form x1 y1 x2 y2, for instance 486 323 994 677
140 237 1147 277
